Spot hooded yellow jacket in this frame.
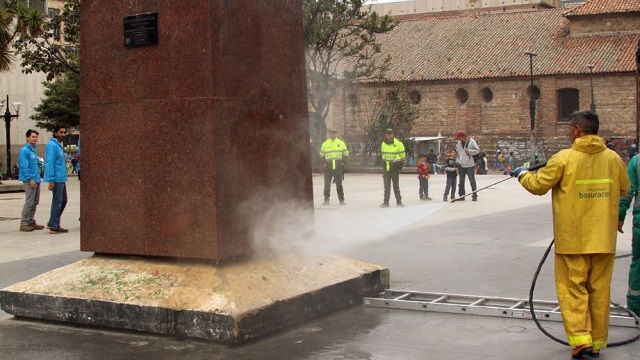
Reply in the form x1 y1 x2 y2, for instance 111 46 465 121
519 135 630 254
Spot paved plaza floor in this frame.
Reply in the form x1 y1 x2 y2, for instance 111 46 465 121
0 173 639 359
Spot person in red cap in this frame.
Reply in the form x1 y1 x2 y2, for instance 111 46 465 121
454 130 479 201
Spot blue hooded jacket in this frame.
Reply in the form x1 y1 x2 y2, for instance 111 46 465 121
18 143 40 183
44 137 68 183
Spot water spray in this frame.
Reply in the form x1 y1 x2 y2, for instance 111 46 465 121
450 161 548 203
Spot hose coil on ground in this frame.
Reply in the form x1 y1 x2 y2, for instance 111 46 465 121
529 239 640 347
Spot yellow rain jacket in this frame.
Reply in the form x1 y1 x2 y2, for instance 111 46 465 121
519 135 630 254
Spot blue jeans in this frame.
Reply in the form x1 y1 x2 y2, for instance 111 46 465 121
48 182 67 229
458 166 477 199
444 173 457 199
492 161 505 171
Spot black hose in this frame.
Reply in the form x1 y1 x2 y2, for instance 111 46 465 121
528 239 640 347
451 161 550 203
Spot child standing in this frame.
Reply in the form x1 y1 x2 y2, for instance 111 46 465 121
443 149 457 201
417 154 432 200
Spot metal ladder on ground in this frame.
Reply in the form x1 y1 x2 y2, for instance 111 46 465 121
363 289 638 328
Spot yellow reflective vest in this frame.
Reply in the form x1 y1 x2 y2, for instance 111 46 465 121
320 138 349 170
519 135 630 254
381 138 405 172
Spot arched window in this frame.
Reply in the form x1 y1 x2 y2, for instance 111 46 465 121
456 88 469 105
480 87 493 103
409 90 422 105
528 85 541 101
346 93 358 107
557 88 579 123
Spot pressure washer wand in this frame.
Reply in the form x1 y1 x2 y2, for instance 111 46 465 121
450 161 548 203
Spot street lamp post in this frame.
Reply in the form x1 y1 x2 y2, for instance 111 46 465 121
1 95 22 180
587 64 596 112
525 51 537 165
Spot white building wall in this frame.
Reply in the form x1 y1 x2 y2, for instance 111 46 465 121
0 61 50 160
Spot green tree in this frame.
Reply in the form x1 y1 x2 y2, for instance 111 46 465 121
12 0 80 81
0 0 44 72
303 0 396 144
350 81 418 165
31 71 79 132
9 0 80 131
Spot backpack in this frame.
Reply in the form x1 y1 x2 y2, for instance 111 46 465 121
464 139 480 163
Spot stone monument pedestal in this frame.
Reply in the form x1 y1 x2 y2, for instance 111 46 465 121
0 254 388 343
0 1 390 341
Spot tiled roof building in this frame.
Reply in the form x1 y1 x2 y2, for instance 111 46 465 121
333 0 640 164
563 0 640 15
376 9 638 81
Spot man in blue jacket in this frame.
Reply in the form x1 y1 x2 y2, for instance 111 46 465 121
44 126 69 234
18 129 45 231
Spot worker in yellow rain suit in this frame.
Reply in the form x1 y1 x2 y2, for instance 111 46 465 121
512 111 630 359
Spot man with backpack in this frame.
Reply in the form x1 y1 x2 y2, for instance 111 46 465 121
454 130 479 201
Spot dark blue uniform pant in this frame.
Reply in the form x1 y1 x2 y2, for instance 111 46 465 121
383 170 401 204
324 167 344 202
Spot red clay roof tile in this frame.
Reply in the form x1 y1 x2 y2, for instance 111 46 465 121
372 8 640 82
564 0 640 17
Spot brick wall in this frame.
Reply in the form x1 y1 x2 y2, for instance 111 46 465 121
335 73 638 165
569 15 640 36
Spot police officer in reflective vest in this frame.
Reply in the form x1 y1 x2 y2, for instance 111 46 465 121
320 128 349 205
380 128 405 207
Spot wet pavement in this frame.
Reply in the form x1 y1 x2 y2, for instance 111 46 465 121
1 173 639 359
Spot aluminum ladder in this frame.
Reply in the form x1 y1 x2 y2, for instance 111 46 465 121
363 289 638 328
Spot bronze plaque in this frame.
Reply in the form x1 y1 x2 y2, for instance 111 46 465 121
124 12 158 48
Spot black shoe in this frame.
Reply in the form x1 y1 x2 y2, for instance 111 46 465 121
380 203 389 208
339 201 346 206
322 200 330 206
571 345 593 359
472 197 477 201
396 202 405 207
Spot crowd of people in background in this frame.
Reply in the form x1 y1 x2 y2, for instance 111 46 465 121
321 127 533 205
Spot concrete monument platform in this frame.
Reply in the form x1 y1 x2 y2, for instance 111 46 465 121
0 1 388 343
0 253 388 343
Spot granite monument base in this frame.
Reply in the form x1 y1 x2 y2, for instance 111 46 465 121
0 254 389 343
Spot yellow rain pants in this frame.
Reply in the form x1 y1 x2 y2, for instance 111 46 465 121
555 253 615 350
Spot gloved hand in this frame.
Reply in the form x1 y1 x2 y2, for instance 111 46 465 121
510 166 527 178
